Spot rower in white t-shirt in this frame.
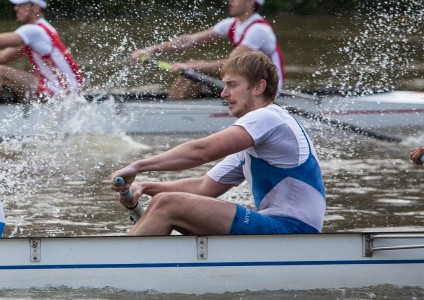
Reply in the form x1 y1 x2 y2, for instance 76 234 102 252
132 0 284 99
111 51 325 236
213 13 284 91
0 0 83 102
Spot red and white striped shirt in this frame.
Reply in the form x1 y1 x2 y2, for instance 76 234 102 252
214 14 284 90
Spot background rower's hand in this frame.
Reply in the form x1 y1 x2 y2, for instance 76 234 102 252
170 62 188 73
132 48 151 61
409 146 424 165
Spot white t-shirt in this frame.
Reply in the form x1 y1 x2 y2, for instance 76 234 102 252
16 20 55 55
214 14 277 54
213 14 284 89
207 104 326 231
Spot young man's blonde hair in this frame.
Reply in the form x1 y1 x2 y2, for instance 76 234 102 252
221 51 279 102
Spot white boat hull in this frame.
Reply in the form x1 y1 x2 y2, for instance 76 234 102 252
0 91 422 137
0 98 235 137
281 91 424 130
0 233 423 293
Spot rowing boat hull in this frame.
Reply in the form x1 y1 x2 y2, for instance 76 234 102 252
0 91 422 137
0 232 423 293
0 98 235 137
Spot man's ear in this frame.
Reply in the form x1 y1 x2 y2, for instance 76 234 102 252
253 79 267 96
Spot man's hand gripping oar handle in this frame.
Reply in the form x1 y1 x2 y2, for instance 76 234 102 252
114 176 144 223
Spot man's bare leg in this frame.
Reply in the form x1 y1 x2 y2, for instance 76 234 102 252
0 65 37 102
128 192 237 236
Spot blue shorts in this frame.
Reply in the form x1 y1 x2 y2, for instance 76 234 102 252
229 205 319 234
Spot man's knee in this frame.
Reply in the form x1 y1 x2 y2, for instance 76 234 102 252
150 192 172 206
168 76 194 99
148 192 183 213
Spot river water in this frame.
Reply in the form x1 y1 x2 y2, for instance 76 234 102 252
0 2 424 299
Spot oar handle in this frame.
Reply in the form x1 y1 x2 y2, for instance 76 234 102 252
114 176 133 202
420 155 424 164
139 56 172 71
114 176 144 222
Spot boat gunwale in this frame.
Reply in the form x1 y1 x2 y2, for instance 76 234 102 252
2 230 424 240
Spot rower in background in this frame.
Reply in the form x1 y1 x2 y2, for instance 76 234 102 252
0 0 83 102
132 0 284 99
410 145 424 165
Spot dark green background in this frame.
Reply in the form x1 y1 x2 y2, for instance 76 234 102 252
1 0 416 19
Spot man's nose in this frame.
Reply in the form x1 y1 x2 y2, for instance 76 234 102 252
221 86 228 98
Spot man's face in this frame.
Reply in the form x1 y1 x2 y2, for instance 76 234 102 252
14 3 34 23
228 0 253 17
221 73 255 118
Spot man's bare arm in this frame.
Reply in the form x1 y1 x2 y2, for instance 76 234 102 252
0 32 25 64
133 29 222 59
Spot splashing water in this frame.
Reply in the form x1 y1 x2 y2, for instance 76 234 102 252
314 0 423 96
0 95 150 236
